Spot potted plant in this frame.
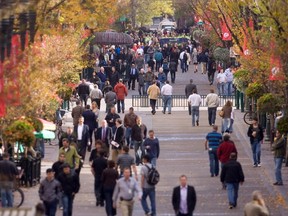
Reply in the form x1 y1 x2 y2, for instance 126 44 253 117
245 82 265 99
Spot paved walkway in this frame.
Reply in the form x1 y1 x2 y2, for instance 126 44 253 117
18 64 288 215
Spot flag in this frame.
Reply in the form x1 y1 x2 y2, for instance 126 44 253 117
221 20 232 41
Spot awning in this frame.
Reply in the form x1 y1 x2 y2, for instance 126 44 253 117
38 118 56 131
91 31 133 45
34 130 55 140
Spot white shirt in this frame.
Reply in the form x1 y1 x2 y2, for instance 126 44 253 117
161 84 173 96
77 124 83 140
180 185 188 214
225 68 234 82
179 51 185 60
217 73 226 83
187 93 202 107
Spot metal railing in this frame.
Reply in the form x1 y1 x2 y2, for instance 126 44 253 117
132 95 236 108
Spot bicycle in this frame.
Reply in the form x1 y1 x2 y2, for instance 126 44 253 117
0 180 24 208
243 110 257 125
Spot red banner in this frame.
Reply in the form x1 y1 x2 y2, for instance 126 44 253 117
221 20 232 41
0 62 5 117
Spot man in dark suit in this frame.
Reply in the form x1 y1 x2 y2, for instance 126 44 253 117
73 117 90 160
71 100 84 126
78 79 90 106
111 118 125 162
128 63 138 90
95 120 112 154
82 105 97 152
172 175 197 216
185 79 197 115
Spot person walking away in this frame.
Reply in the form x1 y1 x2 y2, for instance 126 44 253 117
73 116 90 161
114 79 128 113
161 80 173 114
216 69 227 96
39 168 61 216
154 49 163 72
124 107 138 149
78 79 90 106
91 149 108 207
244 190 269 216
147 57 155 72
205 89 220 126
138 68 146 95
111 118 126 162
71 100 84 126
112 168 142 216
131 116 147 166
90 84 103 109
141 155 157 216
185 79 197 116
102 160 119 216
104 88 117 113
179 49 188 73
172 175 197 216
147 81 160 115
0 153 18 207
157 67 167 89
271 130 286 185
224 66 234 96
169 60 177 84
109 66 120 89
187 89 202 126
191 48 198 73
105 107 120 133
82 105 97 152
220 152 244 209
247 117 264 167
143 130 160 167
220 100 232 133
162 58 170 79
207 55 216 85
197 50 208 74
205 125 222 177
128 64 138 90
58 163 80 216
229 107 235 133
116 146 138 180
217 134 238 167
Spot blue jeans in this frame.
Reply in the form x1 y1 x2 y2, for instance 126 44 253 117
191 106 200 126
218 82 226 95
133 140 143 165
208 107 217 125
251 140 261 165
226 81 233 96
126 127 132 147
104 187 116 216
43 199 58 216
226 183 239 206
141 187 156 216
117 100 125 113
0 188 13 207
275 157 283 183
62 194 74 216
222 118 231 133
208 149 219 176
162 95 172 113
151 157 157 167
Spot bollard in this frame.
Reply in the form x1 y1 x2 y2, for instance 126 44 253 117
240 92 244 112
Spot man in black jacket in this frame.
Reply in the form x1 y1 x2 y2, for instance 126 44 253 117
220 152 245 209
95 120 113 154
82 105 97 151
73 117 90 160
172 175 197 216
111 118 125 162
77 79 90 106
58 163 80 216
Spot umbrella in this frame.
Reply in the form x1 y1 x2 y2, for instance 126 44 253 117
91 31 133 45
34 130 55 139
38 118 56 131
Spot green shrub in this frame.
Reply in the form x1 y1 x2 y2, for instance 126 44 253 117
257 93 283 114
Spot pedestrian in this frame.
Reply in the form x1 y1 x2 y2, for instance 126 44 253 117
89 84 103 109
244 190 269 216
73 116 90 160
39 168 61 216
198 50 208 74
138 68 146 95
143 130 160 167
109 66 120 88
169 60 177 84
162 58 169 79
205 125 222 177
58 163 80 216
111 118 126 162
172 175 197 216
97 67 107 90
112 168 142 216
191 48 198 73
114 79 128 113
224 65 234 96
217 134 238 167
77 79 90 106
220 100 232 133
131 116 147 166
179 49 188 73
147 80 160 115
207 55 216 85
89 140 105 165
105 106 120 132
185 79 197 116
187 89 202 127
124 107 138 148
154 49 163 72
0 152 19 207
141 155 157 216
116 146 138 180
95 120 113 155
157 67 167 89
82 105 97 152
216 69 227 96
58 127 77 149
128 63 138 90
104 88 117 113
91 149 108 207
102 160 119 216
247 117 264 167
220 152 245 209
147 57 155 72
144 66 155 92
205 89 220 126
161 80 173 114
71 100 84 126
271 130 286 186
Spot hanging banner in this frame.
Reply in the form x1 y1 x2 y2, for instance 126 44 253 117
269 55 284 81
0 62 5 117
221 20 232 41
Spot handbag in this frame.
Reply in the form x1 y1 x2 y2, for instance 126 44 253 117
219 110 224 117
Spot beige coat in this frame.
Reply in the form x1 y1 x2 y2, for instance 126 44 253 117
147 84 160 100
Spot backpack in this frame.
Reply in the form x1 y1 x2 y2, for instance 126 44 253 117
145 165 160 185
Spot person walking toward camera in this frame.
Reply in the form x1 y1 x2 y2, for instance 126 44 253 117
244 190 269 216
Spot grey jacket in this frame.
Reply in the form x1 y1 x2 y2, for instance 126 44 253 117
39 178 61 202
138 73 145 86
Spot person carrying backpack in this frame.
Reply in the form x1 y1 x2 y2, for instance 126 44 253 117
141 154 159 216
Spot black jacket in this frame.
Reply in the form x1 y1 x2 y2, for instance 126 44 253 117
113 125 125 149
82 110 97 131
172 185 197 216
58 172 80 196
105 113 120 128
185 83 197 97
247 124 264 144
220 159 245 183
95 127 113 148
78 83 90 95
